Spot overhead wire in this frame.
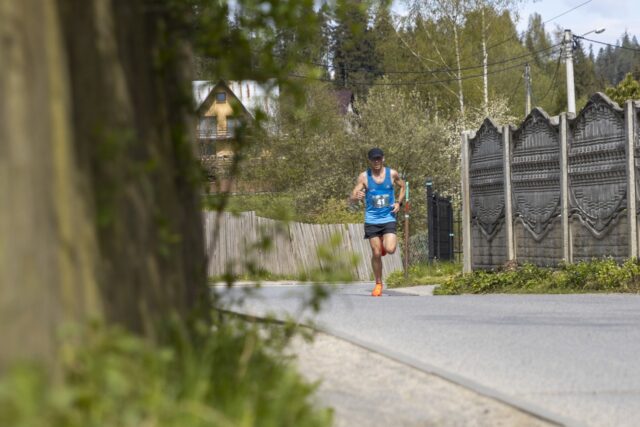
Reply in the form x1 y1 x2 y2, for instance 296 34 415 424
333 43 561 74
266 4 578 93
289 48 562 87
536 53 563 105
486 0 594 52
257 0 595 94
263 2 583 85
576 36 640 53
507 71 524 106
303 43 560 75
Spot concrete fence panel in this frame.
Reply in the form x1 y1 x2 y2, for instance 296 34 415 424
462 93 640 270
568 94 628 262
468 118 508 269
511 108 563 266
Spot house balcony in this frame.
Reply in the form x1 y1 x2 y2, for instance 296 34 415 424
197 128 236 139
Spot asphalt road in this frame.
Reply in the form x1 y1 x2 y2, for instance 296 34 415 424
219 283 640 427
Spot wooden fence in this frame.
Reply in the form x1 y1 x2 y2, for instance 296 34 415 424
204 211 403 281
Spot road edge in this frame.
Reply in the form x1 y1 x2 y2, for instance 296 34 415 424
319 325 581 427
216 306 580 427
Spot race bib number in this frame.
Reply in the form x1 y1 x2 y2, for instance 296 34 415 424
371 194 390 208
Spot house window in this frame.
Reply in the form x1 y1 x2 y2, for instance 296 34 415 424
199 140 215 156
215 92 226 103
198 116 217 138
226 118 241 137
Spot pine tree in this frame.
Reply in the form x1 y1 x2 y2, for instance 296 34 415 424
573 38 599 106
371 0 396 79
595 32 640 86
524 13 553 69
332 0 380 96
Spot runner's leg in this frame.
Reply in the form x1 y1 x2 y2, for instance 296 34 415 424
382 232 397 255
369 236 383 284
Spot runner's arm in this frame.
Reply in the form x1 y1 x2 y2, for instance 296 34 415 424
350 173 367 203
392 170 405 212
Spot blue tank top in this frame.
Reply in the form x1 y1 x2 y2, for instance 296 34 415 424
365 167 396 224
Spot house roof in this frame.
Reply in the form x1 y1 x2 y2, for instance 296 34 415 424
192 80 217 108
192 80 279 118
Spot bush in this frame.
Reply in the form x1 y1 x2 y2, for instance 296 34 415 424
0 317 332 427
435 258 640 295
386 260 461 288
309 198 362 225
203 194 297 222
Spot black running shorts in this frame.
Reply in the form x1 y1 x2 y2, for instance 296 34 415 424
364 222 397 239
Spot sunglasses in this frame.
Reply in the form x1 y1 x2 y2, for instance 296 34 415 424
370 156 383 161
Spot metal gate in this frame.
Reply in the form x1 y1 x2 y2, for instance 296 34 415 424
426 179 454 261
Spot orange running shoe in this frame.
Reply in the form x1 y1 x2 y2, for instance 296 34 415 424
372 283 383 297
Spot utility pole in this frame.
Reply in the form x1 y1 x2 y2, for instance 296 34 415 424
524 62 532 115
563 28 605 115
564 29 576 115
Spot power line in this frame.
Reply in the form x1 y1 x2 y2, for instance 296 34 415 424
328 43 561 75
577 36 640 53
289 54 560 87
274 43 560 76
486 0 594 52
507 71 524 106
542 0 594 25
537 54 562 104
267 9 571 82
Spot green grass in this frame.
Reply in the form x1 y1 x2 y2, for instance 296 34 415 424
0 316 332 427
435 258 640 295
386 261 461 288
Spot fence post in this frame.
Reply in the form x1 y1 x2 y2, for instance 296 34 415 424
626 100 638 259
436 196 441 259
425 178 434 261
447 197 454 260
503 125 515 261
404 180 410 279
457 208 462 264
560 113 572 263
461 131 473 273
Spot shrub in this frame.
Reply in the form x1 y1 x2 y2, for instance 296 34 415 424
386 260 461 288
436 258 640 295
310 198 362 224
0 317 332 427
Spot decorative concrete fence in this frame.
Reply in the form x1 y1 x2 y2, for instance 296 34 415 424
204 211 403 280
461 93 640 272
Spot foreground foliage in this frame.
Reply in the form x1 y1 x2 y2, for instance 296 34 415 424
386 261 461 288
436 259 640 295
0 317 331 427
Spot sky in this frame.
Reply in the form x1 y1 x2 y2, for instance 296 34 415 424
515 0 640 48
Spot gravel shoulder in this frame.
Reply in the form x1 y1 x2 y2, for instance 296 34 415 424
289 331 557 427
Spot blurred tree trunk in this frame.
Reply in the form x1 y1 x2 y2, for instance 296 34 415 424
0 0 206 371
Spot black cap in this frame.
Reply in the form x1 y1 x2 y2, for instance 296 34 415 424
368 148 384 159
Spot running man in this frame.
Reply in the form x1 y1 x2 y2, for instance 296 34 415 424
350 148 405 296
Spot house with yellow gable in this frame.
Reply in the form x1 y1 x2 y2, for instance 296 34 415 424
193 80 278 168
